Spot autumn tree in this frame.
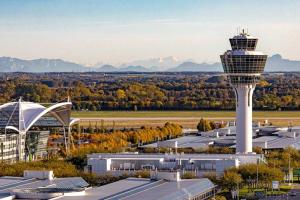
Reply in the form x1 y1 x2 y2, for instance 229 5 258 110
220 171 243 191
197 118 212 132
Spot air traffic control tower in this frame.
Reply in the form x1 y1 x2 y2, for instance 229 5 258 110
220 30 267 153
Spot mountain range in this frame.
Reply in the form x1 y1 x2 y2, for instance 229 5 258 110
0 54 298 72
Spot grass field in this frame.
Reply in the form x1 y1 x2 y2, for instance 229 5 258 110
72 110 300 118
72 111 300 129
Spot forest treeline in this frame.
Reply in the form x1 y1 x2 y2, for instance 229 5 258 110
48 122 182 169
0 72 299 110
68 122 182 156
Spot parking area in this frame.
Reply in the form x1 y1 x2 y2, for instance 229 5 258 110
260 184 300 200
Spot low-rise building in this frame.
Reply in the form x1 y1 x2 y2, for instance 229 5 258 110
252 135 300 150
60 172 216 200
0 170 216 200
86 153 264 176
142 125 300 151
0 170 89 200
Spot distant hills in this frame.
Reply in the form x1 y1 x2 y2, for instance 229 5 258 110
95 64 118 72
119 56 183 70
118 65 151 72
265 54 300 71
0 54 299 72
0 57 85 72
168 61 221 72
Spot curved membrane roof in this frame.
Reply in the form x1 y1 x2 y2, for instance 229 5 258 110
0 98 73 134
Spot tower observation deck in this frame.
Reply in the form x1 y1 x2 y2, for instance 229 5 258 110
220 30 267 154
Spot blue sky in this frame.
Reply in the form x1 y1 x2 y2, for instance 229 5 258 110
0 0 299 65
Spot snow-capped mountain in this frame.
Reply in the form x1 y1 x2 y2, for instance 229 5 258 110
119 56 188 71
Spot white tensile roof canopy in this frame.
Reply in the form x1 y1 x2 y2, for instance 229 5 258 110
0 98 74 133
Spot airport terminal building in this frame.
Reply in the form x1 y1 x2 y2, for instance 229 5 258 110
0 98 78 162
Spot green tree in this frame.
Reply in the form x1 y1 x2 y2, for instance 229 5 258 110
221 171 243 191
211 196 227 200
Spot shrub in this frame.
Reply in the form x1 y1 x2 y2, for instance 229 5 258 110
181 171 197 179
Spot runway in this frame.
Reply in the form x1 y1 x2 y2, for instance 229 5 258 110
78 117 300 121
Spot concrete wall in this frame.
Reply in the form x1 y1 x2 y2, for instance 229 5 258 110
216 159 239 174
253 141 267 148
157 141 178 148
235 85 255 154
88 158 111 173
150 171 181 182
24 170 54 180
87 156 241 175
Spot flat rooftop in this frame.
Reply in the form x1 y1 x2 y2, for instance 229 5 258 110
140 126 257 149
141 135 238 149
252 135 300 149
59 178 152 200
141 135 214 149
88 152 263 163
141 125 300 150
0 176 88 193
59 178 215 200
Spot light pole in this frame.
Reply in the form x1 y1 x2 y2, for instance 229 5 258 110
237 181 240 200
288 154 291 185
256 158 259 188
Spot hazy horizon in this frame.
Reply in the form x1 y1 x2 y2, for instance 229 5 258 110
0 53 292 68
0 0 299 65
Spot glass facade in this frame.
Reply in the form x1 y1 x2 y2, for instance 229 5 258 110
229 38 258 50
221 55 267 74
25 131 50 160
0 134 24 162
0 103 20 132
221 33 267 85
33 116 65 127
228 75 260 85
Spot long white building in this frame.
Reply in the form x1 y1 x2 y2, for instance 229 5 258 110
220 30 267 153
86 153 264 176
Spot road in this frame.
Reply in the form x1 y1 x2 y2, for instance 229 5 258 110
76 116 300 128
262 191 300 200
261 184 300 200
